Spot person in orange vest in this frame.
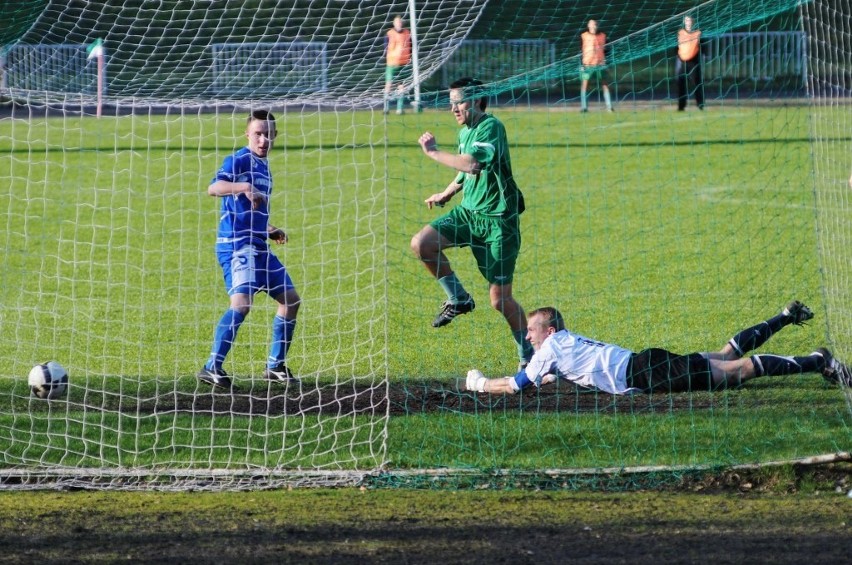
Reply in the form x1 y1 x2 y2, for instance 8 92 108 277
384 15 412 115
579 19 613 113
675 15 705 111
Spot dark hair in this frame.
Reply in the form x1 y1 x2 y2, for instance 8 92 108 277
247 109 276 125
528 307 565 332
449 77 487 111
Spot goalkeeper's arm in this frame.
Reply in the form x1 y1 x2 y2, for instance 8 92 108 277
465 369 556 394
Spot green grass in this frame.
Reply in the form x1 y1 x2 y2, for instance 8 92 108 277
0 411 382 470
390 381 850 469
0 103 849 478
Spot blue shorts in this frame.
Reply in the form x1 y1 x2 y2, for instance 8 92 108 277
217 245 295 297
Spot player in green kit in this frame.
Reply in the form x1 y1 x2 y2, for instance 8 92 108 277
411 77 533 368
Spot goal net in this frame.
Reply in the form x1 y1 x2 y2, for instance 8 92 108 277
210 41 329 97
0 0 849 490
2 43 102 94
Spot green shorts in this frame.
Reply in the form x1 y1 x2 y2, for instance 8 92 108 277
580 65 609 82
430 206 521 285
385 65 410 83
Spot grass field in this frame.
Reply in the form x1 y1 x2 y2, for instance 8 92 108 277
0 102 849 483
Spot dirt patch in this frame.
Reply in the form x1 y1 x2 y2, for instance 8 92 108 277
134 380 722 418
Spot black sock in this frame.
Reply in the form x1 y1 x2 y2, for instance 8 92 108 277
751 353 823 377
729 313 789 355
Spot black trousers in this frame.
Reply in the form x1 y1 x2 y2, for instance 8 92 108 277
675 57 704 110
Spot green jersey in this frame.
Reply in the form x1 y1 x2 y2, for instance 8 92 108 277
455 114 524 217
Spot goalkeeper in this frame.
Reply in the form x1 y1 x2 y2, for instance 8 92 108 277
197 110 300 390
411 77 533 369
466 301 852 394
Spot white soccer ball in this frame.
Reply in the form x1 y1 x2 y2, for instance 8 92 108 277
28 361 68 399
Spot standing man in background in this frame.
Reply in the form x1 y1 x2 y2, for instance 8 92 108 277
384 15 412 115
579 19 613 113
676 15 705 111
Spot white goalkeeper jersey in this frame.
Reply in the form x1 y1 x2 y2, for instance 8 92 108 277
524 329 638 395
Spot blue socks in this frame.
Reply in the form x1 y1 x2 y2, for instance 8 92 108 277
206 309 246 371
268 316 297 369
206 311 298 372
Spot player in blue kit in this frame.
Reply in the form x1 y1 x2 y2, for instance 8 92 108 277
197 110 300 390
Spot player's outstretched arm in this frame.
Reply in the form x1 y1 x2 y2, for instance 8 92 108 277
465 370 518 394
466 369 557 394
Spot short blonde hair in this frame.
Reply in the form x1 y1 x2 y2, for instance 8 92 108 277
527 307 565 332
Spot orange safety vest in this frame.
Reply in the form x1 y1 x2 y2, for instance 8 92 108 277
581 31 606 66
678 29 701 61
386 28 411 66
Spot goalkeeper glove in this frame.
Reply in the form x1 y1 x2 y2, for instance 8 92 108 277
466 369 486 392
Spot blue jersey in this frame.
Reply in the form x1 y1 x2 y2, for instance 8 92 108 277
212 147 272 252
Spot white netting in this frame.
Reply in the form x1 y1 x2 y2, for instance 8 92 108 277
6 0 486 106
1 0 849 490
1 0 464 485
802 0 852 363
0 98 390 482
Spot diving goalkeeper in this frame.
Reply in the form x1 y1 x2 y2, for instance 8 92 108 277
466 301 851 394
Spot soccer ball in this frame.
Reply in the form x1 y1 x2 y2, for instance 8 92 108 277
28 361 68 399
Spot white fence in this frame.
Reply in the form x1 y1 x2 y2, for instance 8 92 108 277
0 33 807 99
438 39 556 88
210 41 328 97
704 31 806 85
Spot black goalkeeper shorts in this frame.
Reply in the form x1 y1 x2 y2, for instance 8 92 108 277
625 348 713 393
